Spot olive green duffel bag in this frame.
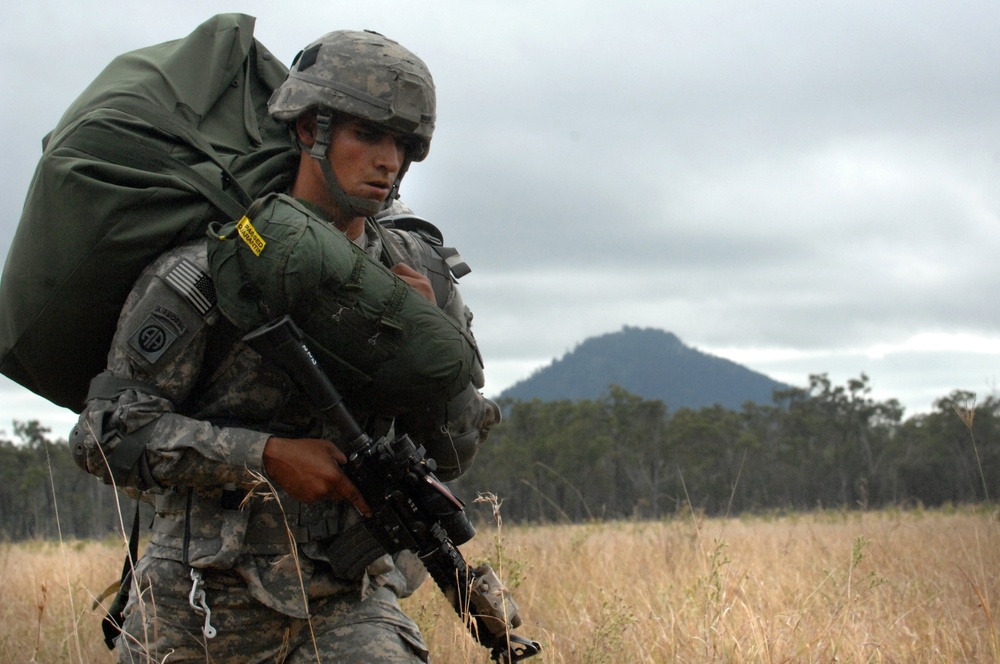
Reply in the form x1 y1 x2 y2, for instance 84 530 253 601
0 14 297 412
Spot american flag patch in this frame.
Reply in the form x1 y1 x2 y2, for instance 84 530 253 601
164 259 216 316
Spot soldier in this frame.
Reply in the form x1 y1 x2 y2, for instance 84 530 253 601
73 29 498 663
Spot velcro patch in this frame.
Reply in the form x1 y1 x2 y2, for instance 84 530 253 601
164 259 217 316
128 308 185 364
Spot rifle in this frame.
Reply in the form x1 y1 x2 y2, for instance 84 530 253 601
243 316 541 663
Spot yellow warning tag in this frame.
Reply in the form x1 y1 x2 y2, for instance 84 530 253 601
236 216 266 256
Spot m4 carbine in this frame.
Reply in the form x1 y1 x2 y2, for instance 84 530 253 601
243 316 541 663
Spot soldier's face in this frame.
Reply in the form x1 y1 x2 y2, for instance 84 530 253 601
326 119 406 208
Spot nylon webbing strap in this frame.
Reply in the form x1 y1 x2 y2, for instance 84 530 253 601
104 426 156 486
61 127 248 222
377 226 416 271
434 245 471 279
380 279 409 330
376 225 454 309
86 371 172 402
375 214 471 281
106 100 255 209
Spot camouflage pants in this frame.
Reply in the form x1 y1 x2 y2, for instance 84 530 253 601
117 556 429 663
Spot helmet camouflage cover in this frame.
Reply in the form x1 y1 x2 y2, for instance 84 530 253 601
269 30 436 161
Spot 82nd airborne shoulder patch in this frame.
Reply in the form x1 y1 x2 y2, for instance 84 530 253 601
128 305 186 365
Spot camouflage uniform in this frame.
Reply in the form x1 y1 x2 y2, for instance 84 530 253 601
76 207 493 662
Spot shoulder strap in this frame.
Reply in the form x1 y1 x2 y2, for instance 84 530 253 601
378 213 444 244
58 101 251 221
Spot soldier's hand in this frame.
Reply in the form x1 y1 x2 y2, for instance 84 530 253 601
391 263 435 303
262 437 371 516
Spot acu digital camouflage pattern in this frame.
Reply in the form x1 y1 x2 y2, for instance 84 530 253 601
268 30 435 161
118 557 428 663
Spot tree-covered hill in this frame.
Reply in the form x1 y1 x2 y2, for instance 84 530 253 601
499 326 790 410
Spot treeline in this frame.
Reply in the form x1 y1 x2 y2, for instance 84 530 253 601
0 421 145 540
452 374 999 523
1 373 997 540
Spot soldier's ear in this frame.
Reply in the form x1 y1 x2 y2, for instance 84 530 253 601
295 114 317 147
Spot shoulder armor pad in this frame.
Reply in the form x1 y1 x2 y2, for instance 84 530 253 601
377 213 444 246
377 213 471 280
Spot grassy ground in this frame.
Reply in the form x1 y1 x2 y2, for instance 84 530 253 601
2 506 997 663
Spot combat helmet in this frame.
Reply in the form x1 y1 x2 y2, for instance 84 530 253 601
269 30 436 216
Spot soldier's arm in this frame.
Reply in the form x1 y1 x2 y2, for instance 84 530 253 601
73 244 272 492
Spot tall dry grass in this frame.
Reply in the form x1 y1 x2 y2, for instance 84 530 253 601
1 507 997 663
414 506 999 663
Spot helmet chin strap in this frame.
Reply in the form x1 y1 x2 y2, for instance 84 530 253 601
310 110 384 218
385 160 411 209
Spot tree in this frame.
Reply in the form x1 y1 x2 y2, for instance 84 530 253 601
895 392 1000 504
772 374 902 508
0 420 143 541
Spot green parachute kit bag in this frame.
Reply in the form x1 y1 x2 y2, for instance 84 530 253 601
208 194 480 413
0 14 299 411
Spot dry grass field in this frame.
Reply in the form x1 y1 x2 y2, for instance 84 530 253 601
1 506 997 663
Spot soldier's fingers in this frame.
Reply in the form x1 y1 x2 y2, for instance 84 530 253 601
322 447 371 516
336 480 372 518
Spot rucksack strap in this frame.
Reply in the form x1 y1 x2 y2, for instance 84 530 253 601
60 120 249 223
55 98 254 221
434 245 472 280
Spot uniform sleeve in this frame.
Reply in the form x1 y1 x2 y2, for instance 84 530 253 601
75 246 270 492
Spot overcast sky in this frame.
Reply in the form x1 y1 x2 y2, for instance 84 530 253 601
3 0 1000 437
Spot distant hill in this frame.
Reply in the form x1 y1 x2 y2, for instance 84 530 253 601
498 326 790 411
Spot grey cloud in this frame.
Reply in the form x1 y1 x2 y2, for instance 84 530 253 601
2 0 999 427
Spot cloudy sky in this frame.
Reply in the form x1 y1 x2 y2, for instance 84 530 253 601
3 0 1000 437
